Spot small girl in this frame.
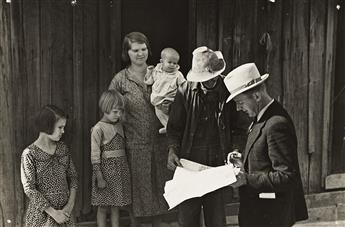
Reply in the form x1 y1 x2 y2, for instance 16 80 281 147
91 90 131 227
21 105 78 227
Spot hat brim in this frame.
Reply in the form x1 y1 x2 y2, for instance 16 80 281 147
186 65 226 82
226 74 269 103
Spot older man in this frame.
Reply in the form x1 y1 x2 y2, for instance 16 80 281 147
224 63 308 227
167 46 234 227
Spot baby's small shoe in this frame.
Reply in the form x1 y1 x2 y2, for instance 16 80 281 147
159 128 167 134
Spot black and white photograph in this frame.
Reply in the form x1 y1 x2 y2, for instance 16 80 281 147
0 0 344 226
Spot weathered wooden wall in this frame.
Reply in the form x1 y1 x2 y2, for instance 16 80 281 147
194 0 338 194
2 0 118 225
1 1 25 226
0 0 339 226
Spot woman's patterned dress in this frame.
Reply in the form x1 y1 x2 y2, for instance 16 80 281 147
20 141 78 227
90 121 131 206
109 68 172 217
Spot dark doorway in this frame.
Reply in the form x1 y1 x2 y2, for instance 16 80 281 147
121 0 190 75
331 2 345 174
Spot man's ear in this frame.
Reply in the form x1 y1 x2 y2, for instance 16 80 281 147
253 92 261 102
160 59 163 63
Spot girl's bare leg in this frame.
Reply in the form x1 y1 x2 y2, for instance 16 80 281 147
110 206 120 227
97 206 108 227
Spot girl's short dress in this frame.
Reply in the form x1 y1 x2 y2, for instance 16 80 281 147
91 121 131 206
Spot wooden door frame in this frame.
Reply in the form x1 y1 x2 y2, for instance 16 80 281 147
322 0 339 188
188 0 197 58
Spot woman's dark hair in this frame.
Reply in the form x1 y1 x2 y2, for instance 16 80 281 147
121 32 152 64
35 105 68 135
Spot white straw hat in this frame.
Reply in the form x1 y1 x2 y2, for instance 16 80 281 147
224 63 269 102
186 46 226 82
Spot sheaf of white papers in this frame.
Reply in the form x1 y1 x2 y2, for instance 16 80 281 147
163 159 238 209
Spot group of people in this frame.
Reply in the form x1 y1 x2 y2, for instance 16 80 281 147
20 31 308 227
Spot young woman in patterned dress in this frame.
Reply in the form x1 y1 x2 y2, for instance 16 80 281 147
20 105 78 227
91 90 131 227
109 31 171 227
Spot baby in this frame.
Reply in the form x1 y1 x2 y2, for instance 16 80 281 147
144 48 186 134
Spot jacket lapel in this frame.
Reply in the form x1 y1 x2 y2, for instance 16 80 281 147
242 100 277 168
243 120 266 168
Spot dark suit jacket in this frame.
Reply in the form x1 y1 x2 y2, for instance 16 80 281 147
239 101 308 227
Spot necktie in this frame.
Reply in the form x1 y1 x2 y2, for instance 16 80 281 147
248 117 257 134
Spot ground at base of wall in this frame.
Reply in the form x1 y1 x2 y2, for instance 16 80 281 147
294 220 345 227
77 190 345 227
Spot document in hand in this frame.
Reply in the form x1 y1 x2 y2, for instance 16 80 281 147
163 159 237 209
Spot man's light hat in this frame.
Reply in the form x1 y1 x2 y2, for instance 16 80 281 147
224 63 269 103
187 46 226 82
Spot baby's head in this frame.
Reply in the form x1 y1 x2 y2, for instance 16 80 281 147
160 48 180 73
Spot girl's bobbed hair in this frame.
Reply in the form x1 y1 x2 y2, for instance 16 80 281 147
99 89 125 115
35 105 68 135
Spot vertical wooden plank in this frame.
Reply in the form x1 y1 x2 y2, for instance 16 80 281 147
188 0 197 61
232 0 258 68
230 0 259 135
22 0 40 144
331 0 345 174
308 0 326 193
49 0 73 119
219 0 235 73
110 0 122 74
82 0 99 215
9 0 26 225
282 0 310 193
99 0 111 93
0 1 19 226
72 0 84 218
256 0 283 101
39 0 52 106
196 0 218 49
322 0 337 186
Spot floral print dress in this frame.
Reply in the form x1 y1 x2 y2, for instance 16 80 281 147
109 68 172 217
21 141 78 227
91 121 131 206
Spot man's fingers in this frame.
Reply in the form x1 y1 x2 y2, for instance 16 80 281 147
167 159 177 171
175 157 182 167
167 163 176 171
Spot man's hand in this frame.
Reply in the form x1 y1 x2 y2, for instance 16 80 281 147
230 171 247 188
167 148 182 171
227 149 243 168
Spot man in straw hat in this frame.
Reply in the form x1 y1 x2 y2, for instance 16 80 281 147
167 46 234 227
224 63 308 227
